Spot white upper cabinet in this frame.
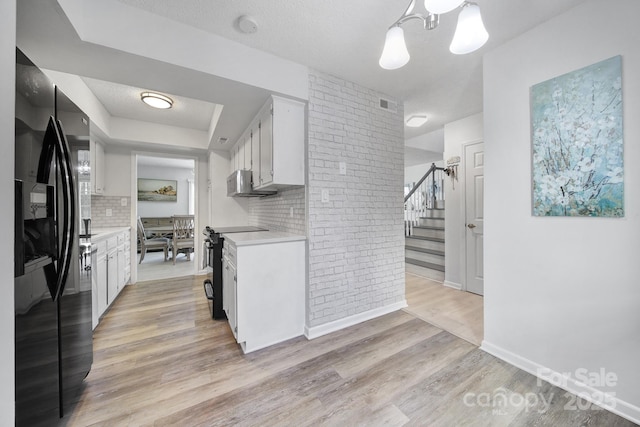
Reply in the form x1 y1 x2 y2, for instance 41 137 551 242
90 139 105 195
230 95 305 191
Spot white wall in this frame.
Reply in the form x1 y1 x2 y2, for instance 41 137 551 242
1 1 15 422
208 150 249 227
103 148 132 196
137 164 193 217
443 113 483 288
483 0 640 422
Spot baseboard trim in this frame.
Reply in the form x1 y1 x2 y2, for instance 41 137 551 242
481 340 640 425
304 300 408 340
443 280 462 290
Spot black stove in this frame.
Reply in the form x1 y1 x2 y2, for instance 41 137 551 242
202 226 266 320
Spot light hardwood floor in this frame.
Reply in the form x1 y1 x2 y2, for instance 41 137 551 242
63 275 635 426
404 272 484 346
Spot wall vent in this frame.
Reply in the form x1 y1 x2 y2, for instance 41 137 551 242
378 98 397 113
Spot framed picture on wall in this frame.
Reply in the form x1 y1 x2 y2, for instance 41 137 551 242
137 178 178 202
531 55 624 217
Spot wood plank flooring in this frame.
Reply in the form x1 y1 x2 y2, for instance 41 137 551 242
63 275 636 426
404 272 484 345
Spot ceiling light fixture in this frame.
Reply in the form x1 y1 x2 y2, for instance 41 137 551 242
140 92 173 109
379 0 488 70
406 115 429 127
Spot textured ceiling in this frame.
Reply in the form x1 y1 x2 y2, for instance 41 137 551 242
17 0 586 151
82 77 217 131
115 0 585 138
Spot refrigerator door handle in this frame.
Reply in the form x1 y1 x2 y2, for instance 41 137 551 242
53 119 76 300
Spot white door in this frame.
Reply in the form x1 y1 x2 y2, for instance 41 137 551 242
465 142 484 295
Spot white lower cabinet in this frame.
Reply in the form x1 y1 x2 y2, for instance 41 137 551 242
92 228 131 328
222 236 305 353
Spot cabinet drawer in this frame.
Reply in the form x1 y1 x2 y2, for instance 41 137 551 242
224 241 237 265
106 236 118 250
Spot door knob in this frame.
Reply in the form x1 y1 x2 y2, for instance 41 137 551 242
467 223 476 229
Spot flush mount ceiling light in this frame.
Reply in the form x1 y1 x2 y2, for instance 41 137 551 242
379 0 489 70
406 115 429 127
140 92 173 109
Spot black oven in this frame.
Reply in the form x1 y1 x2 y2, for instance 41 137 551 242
202 226 267 320
203 228 225 320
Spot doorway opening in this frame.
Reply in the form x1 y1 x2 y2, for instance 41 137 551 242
134 154 198 283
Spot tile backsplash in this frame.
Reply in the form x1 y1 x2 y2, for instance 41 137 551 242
91 195 131 228
248 187 306 235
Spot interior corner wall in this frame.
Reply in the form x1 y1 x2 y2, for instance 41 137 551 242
208 150 249 227
443 113 483 288
1 1 15 423
483 0 640 420
306 70 406 330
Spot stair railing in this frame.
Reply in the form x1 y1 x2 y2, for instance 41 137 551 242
404 163 445 236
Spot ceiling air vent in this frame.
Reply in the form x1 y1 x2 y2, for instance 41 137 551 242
218 137 229 145
378 97 397 113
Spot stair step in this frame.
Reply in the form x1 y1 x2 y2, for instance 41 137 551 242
405 248 444 266
405 236 444 252
424 208 445 219
406 258 445 272
411 226 444 240
417 217 444 227
405 246 444 256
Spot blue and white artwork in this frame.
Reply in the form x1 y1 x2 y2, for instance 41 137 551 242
531 56 624 217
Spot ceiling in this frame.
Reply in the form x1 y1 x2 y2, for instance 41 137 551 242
17 0 585 155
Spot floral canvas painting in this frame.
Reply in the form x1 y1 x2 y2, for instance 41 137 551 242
531 56 624 217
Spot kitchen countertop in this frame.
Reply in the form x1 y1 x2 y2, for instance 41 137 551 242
91 227 131 241
222 231 306 246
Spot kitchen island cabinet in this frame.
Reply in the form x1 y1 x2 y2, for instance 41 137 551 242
222 231 306 353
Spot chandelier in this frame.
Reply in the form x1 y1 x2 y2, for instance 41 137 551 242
379 0 489 70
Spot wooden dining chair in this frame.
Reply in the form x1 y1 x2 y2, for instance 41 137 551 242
137 217 170 263
171 215 195 264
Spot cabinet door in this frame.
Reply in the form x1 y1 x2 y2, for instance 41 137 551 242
117 246 125 291
94 141 105 194
107 251 117 305
222 256 228 314
96 254 108 316
228 263 237 339
243 133 252 171
259 105 273 187
251 127 260 186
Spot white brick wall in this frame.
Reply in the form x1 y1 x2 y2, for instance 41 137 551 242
91 195 131 228
248 187 305 234
307 71 405 327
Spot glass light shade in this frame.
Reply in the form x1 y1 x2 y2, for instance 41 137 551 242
449 3 489 55
141 92 173 109
406 115 428 127
424 0 464 14
379 26 410 70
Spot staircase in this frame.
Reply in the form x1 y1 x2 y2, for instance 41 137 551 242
405 164 447 281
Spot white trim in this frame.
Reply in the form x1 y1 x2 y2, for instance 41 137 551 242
304 300 407 340
481 340 640 425
443 280 462 290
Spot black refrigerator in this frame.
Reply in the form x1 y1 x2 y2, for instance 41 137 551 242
14 48 93 426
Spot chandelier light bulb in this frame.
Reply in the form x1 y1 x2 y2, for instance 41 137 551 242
379 26 410 70
449 3 489 55
424 0 464 14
